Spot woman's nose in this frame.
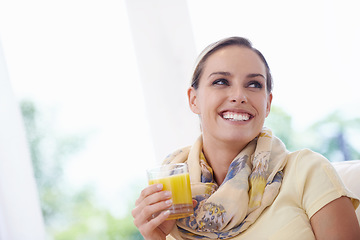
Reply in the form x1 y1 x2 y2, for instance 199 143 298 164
230 87 247 103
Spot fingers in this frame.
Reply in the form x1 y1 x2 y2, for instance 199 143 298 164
132 184 172 228
135 184 163 206
132 184 174 239
134 193 172 224
138 209 171 238
132 184 197 239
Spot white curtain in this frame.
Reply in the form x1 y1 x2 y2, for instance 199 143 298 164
0 39 45 239
125 0 200 161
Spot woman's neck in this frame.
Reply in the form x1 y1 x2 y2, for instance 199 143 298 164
202 137 246 185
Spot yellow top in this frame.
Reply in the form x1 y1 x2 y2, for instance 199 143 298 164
167 149 359 240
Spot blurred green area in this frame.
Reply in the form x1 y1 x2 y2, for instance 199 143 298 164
20 100 142 240
20 100 360 239
265 106 360 161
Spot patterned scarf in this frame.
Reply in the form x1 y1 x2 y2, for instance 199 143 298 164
163 128 288 239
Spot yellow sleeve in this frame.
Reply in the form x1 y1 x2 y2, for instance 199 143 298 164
294 149 359 219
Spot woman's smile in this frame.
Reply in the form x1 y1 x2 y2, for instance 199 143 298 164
220 110 254 122
188 45 272 147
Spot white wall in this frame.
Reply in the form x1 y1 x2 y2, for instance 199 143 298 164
0 39 45 240
126 0 200 161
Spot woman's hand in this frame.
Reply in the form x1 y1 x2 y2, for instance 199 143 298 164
132 184 176 240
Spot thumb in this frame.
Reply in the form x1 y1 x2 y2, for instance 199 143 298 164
192 199 198 208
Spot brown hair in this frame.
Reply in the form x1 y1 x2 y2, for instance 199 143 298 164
191 37 273 93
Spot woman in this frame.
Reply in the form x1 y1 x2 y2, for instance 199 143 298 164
132 37 360 239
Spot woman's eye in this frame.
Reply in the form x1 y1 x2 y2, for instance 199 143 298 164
248 81 263 89
212 79 229 86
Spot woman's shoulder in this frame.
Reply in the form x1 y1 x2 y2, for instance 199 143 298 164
285 148 331 171
283 149 359 219
283 148 348 196
283 148 340 186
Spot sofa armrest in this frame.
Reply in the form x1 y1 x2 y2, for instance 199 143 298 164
332 160 360 224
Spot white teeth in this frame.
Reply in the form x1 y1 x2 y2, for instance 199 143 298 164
222 112 250 121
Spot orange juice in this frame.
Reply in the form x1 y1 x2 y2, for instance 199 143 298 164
149 172 193 219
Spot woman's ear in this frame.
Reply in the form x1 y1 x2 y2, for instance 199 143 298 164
187 87 200 114
265 93 273 117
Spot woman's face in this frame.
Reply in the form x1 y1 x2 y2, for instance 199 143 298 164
188 45 272 146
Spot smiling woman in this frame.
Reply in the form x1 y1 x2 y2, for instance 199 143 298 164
187 42 272 160
132 36 360 240
1 0 360 238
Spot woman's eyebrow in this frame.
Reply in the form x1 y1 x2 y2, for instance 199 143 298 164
208 72 265 79
247 73 266 79
208 71 231 78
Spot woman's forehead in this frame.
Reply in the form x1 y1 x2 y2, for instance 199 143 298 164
203 46 266 75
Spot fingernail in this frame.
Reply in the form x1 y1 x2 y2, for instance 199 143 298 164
163 210 170 216
165 199 172 205
164 191 171 197
156 184 163 190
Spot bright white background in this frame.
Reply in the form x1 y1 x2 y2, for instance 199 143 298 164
0 0 359 218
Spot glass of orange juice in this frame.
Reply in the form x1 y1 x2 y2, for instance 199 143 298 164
147 163 193 220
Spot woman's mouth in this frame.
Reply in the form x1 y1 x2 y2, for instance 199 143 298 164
221 111 253 121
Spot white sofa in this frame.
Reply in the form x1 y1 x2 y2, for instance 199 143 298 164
332 160 360 224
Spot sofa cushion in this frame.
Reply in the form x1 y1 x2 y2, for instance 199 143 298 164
332 160 360 224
